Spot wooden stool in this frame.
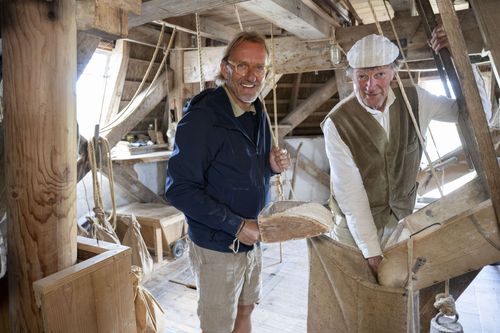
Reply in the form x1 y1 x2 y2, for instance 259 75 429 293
115 203 187 264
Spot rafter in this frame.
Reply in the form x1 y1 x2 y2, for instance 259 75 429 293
238 0 332 39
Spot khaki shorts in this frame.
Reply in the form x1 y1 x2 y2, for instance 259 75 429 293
188 239 262 333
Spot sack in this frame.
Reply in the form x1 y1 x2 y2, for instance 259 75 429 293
87 215 121 244
132 266 167 333
121 214 154 277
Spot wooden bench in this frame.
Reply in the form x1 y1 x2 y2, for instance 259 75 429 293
115 203 187 264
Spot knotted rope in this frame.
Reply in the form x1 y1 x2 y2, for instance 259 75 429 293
87 136 116 229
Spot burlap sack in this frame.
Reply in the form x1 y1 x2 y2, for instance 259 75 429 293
87 215 120 244
121 214 154 277
132 267 167 333
307 235 415 332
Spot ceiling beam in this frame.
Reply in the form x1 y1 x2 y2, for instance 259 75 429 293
128 0 249 28
183 9 481 83
184 36 339 83
278 75 338 138
165 15 239 43
238 0 332 39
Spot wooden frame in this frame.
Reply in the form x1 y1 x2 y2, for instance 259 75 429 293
33 237 136 333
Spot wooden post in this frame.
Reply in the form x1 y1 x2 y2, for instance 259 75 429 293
469 0 500 88
436 0 500 232
169 31 192 122
1 1 77 331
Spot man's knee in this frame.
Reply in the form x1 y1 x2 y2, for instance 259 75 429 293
237 303 255 317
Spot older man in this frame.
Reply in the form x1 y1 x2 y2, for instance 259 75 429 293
165 31 289 333
322 31 490 278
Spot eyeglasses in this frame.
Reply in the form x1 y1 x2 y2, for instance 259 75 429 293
226 60 270 77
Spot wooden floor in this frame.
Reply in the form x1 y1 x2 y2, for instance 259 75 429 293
145 239 500 333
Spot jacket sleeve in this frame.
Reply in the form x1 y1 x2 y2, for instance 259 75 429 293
164 108 243 236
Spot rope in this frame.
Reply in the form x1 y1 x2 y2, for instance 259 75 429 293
433 292 457 317
87 137 117 228
381 0 444 173
195 13 205 91
367 0 444 197
270 24 284 201
100 27 176 133
406 236 416 333
234 5 244 31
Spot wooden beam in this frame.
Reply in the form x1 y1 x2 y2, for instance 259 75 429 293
436 0 500 226
338 0 364 24
184 36 337 83
127 25 166 46
279 75 338 138
335 8 482 60
184 10 482 82
108 164 165 204
284 142 330 188
102 40 130 125
128 0 249 28
77 31 101 78
238 0 331 39
469 0 500 89
165 15 239 43
101 71 169 148
77 0 129 39
169 31 192 122
2 1 77 331
288 73 302 113
97 0 141 15
261 73 283 99
380 199 500 291
298 0 341 28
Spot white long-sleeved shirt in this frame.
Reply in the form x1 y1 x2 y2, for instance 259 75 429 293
324 69 491 258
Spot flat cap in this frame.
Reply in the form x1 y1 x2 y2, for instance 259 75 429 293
347 34 399 69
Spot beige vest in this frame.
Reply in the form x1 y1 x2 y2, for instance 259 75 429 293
325 87 421 233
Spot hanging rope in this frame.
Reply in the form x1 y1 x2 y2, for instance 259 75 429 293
406 236 416 333
234 5 244 32
87 136 117 229
100 27 177 133
270 23 284 201
380 0 444 175
195 13 205 91
367 0 444 197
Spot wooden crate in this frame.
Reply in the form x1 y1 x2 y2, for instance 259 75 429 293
116 203 187 263
33 237 136 333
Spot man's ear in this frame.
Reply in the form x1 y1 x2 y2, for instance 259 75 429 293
220 62 228 80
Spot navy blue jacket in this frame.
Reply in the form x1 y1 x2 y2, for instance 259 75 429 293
165 87 274 253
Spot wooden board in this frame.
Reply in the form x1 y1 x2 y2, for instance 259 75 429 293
77 1 128 38
379 199 500 291
33 237 136 333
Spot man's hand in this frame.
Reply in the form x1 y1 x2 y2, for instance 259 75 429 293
237 219 261 246
429 25 449 53
367 255 383 281
270 146 291 173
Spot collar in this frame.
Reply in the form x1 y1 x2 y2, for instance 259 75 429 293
223 85 256 117
354 87 396 115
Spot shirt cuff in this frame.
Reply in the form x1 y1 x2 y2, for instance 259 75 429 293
357 240 383 259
